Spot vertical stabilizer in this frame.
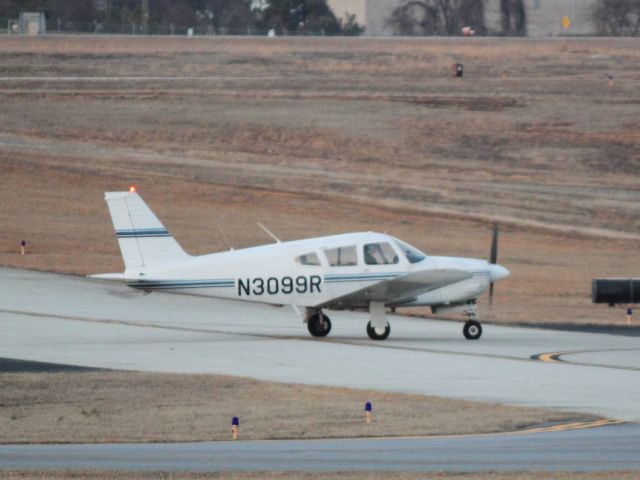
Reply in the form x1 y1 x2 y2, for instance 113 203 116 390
104 191 189 270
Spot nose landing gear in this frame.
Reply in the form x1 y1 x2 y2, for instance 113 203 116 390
463 302 482 340
463 319 482 340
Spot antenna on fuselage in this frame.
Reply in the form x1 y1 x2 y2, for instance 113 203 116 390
217 226 234 251
257 222 281 243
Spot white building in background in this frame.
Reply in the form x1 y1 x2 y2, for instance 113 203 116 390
18 12 46 35
327 0 598 36
326 0 402 36
485 0 597 36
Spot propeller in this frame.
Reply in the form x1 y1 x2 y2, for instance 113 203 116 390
489 222 499 306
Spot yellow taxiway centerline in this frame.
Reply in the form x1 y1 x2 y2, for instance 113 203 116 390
325 419 627 444
535 351 570 363
522 419 625 434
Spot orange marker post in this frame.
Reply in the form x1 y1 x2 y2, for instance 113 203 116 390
231 416 239 440
364 402 373 424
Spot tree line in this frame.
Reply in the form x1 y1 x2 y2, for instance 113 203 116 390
593 0 640 36
0 0 363 35
386 0 640 36
1 0 638 36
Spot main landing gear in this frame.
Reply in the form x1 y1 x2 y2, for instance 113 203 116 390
304 303 392 341
367 301 390 340
367 321 390 340
307 311 331 337
463 302 482 340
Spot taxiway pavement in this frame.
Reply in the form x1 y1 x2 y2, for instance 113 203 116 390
1 423 638 472
2 267 640 421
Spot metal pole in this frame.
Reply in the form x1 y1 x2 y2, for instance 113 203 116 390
142 0 149 34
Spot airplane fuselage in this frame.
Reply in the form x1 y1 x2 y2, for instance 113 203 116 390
122 232 504 310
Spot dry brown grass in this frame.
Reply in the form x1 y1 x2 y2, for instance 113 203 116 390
0 371 593 444
1 36 639 327
1 471 639 480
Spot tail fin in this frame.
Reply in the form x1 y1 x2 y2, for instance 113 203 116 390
104 191 189 270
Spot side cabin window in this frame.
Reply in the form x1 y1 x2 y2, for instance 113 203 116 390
325 245 357 267
296 252 321 266
363 242 399 265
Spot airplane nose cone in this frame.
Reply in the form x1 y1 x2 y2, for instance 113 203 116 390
489 264 510 282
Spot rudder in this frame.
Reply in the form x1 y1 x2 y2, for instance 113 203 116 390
104 191 189 270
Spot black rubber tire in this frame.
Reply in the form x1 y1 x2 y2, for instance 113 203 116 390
307 313 331 337
366 321 391 340
463 320 482 340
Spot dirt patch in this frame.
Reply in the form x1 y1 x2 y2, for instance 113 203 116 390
396 95 524 111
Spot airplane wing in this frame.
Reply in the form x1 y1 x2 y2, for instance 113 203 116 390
316 268 472 310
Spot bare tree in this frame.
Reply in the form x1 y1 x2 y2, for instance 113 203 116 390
459 0 485 33
386 0 485 36
256 0 341 35
387 1 440 35
500 0 526 36
593 0 640 36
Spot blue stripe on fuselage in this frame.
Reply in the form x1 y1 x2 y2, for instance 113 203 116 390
116 228 170 238
324 272 403 283
127 279 235 289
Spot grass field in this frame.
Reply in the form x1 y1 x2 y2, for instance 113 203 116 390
1 371 591 444
0 36 639 327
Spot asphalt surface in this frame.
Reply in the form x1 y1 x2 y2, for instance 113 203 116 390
0 357 100 373
1 423 638 472
2 267 640 421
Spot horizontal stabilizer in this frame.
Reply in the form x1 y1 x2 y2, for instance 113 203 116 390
87 273 126 281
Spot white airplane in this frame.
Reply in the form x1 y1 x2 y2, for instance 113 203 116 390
94 189 510 340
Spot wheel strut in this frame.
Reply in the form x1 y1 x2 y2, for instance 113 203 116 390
463 301 482 340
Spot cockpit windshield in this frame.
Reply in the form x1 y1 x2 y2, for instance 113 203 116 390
393 239 427 264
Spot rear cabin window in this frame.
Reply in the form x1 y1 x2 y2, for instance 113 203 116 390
296 252 321 266
363 242 399 265
325 245 357 267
